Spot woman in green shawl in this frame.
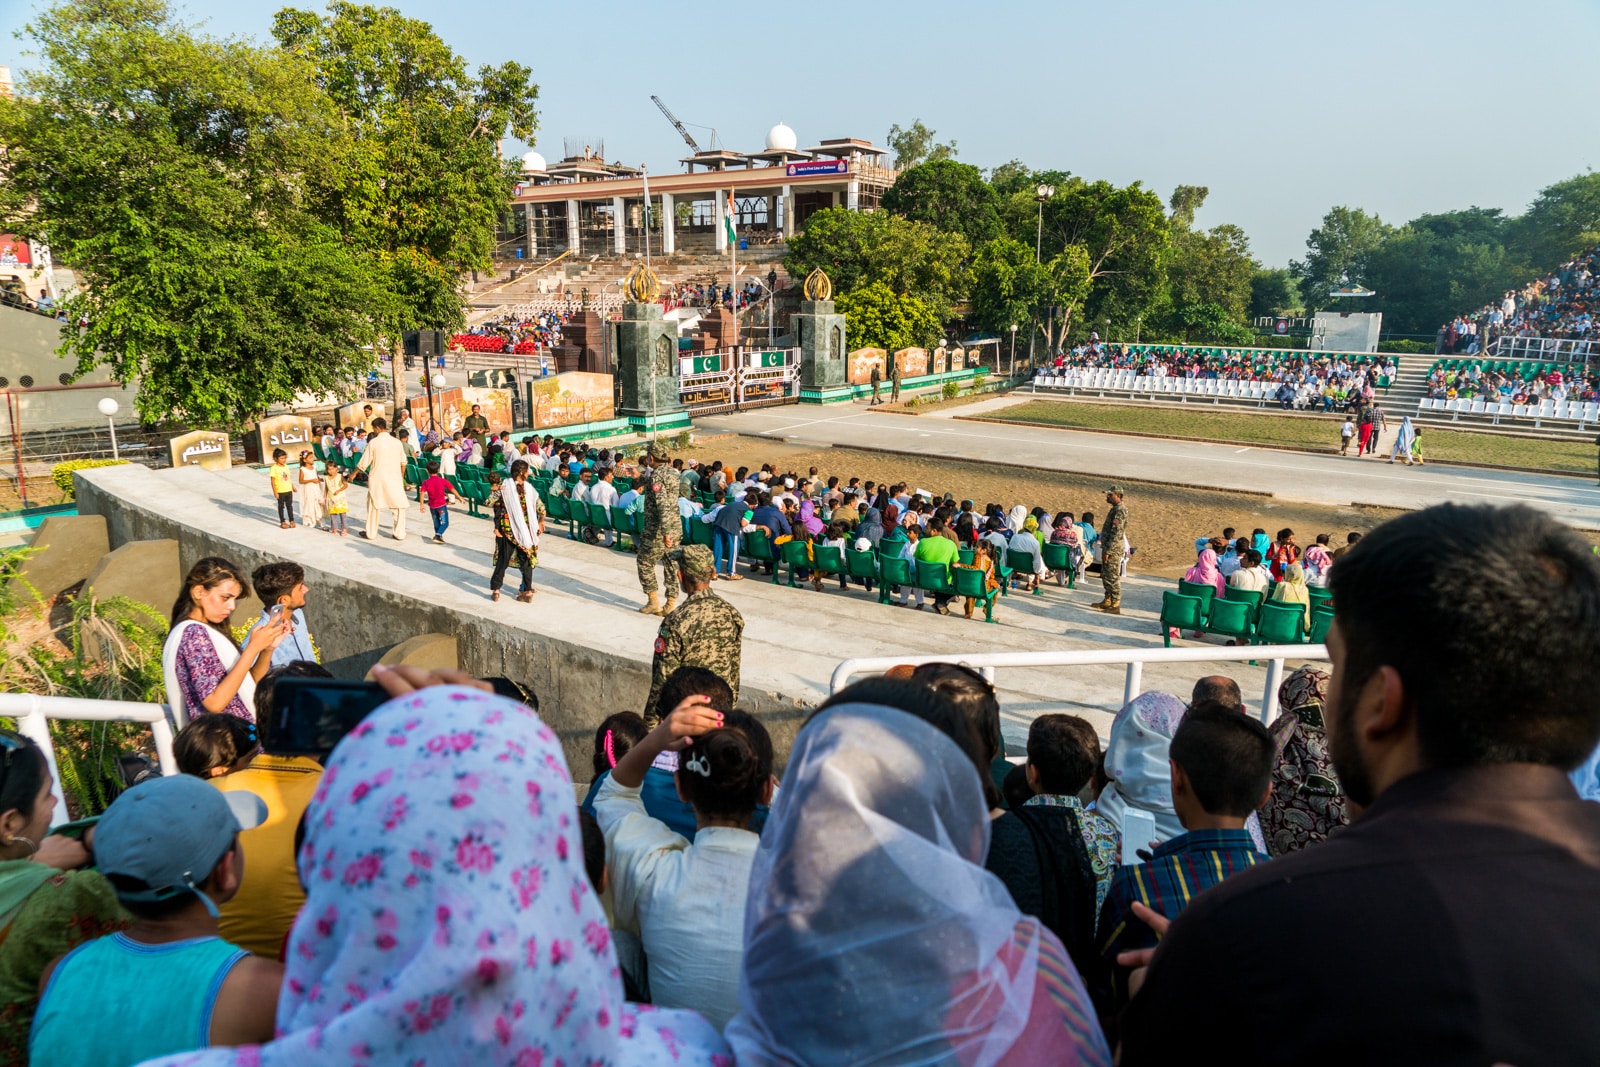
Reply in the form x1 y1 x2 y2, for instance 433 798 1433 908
0 730 125 1063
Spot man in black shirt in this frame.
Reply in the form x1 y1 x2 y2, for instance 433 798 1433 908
1119 503 1600 1066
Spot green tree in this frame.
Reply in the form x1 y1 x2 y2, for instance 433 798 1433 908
881 160 1001 247
1250 268 1302 318
0 0 386 426
1168 184 1209 229
783 208 969 322
836 282 940 352
1167 221 1256 323
1028 179 1170 334
1173 301 1255 345
986 159 1034 196
272 1 539 401
1510 172 1600 267
886 118 956 170
1362 208 1523 334
968 238 1048 335
1290 206 1393 311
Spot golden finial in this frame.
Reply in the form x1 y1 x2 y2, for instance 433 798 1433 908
624 263 660 303
803 267 833 302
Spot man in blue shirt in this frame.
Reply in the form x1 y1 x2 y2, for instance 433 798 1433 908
248 561 316 669
1098 700 1273 1006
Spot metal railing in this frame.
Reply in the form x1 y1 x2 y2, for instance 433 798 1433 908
1485 335 1597 363
830 644 1329 727
0 694 179 827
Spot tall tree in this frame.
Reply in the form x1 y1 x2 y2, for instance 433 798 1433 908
1362 208 1522 334
1511 172 1600 267
1250 268 1302 318
885 118 956 170
1290 206 1393 311
1168 184 1209 229
836 282 940 352
968 238 1048 336
783 208 969 324
272 2 539 400
0 0 386 426
881 160 1001 248
1167 222 1256 323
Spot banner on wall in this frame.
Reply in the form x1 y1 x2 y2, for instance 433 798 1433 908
457 387 514 434
336 400 387 431
255 414 313 460
894 348 928 379
529 372 614 430
847 348 886 386
407 387 464 438
169 430 231 471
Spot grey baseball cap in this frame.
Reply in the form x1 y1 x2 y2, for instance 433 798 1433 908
94 774 266 917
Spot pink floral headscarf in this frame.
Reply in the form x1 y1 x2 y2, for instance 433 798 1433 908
143 685 730 1067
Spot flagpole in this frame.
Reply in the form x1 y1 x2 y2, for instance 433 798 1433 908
641 165 651 267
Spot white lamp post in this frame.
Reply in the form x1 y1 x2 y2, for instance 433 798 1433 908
97 397 120 459
1009 324 1018 376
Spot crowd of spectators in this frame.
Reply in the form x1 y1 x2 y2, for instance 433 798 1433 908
1442 247 1600 353
1425 359 1600 403
2 502 1597 1066
449 308 572 356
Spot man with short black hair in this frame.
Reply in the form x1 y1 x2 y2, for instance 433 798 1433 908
1098 701 1272 1007
247 561 314 668
1120 504 1600 1065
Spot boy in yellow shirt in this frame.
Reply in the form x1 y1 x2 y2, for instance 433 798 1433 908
269 448 295 528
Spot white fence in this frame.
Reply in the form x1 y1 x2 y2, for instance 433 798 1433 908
1417 395 1599 429
1486 335 1597 362
830 644 1329 727
0 694 179 828
1031 370 1345 406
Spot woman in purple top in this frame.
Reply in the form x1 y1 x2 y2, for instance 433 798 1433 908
161 558 288 722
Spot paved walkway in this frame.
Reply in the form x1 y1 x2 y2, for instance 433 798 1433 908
699 397 1600 530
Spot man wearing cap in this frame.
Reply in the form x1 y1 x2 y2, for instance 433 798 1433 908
30 776 281 1063
1091 486 1130 615
644 545 743 725
636 439 683 616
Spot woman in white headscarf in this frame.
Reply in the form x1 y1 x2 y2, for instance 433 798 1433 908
1094 691 1188 846
726 683 1111 1067
142 681 729 1067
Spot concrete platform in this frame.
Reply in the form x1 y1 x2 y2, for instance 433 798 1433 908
74 463 1316 775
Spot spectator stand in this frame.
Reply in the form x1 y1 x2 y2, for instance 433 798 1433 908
1419 356 1600 434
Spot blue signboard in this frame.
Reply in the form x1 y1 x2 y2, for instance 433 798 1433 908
786 159 850 178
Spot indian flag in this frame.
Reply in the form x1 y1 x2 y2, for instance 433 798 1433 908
724 191 738 247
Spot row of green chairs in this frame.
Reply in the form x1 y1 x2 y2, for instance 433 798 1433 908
1160 581 1333 648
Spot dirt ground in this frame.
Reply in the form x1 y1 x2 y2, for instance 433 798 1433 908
681 437 1404 577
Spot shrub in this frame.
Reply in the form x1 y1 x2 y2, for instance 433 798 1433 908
52 458 128 498
1377 339 1435 354
942 381 961 400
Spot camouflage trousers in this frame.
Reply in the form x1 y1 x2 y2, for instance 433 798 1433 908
637 533 681 599
1101 555 1122 606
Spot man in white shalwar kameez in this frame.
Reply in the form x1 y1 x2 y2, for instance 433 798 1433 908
357 418 409 541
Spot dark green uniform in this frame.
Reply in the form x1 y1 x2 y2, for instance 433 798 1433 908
1100 500 1128 607
637 461 682 600
645 587 744 724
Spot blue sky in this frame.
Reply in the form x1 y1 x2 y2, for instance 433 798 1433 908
4 0 1597 266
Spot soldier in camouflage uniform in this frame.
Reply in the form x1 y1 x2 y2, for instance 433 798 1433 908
1092 485 1129 615
644 544 744 724
636 438 682 615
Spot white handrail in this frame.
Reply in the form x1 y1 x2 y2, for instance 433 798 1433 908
0 694 179 827
829 644 1329 727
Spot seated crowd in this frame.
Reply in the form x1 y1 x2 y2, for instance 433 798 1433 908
0 502 1596 1066
449 307 572 355
1442 246 1600 352
1424 359 1600 403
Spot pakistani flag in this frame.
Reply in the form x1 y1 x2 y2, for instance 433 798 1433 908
724 192 738 247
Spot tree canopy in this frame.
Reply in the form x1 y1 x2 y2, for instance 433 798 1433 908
886 119 956 170
783 208 969 324
881 160 1001 249
836 282 940 352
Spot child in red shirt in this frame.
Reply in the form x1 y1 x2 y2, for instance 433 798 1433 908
1265 527 1301 581
418 462 464 545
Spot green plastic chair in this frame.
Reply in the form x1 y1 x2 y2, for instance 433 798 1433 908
1255 601 1307 645
742 528 776 572
779 539 812 587
1224 586 1266 629
1160 592 1207 647
1307 587 1333 614
1204 598 1255 645
612 508 640 550
877 554 914 604
1041 542 1077 588
544 493 575 538
1004 549 1043 595
1177 580 1217 620
952 565 999 623
914 558 954 600
684 516 713 548
845 548 878 589
587 502 615 539
958 549 975 566
813 545 846 582
1309 606 1336 644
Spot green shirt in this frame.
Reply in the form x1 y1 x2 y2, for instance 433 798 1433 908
914 534 959 566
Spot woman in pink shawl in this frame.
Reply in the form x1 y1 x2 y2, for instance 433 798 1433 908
143 681 729 1067
1184 541 1227 597
797 499 825 537
1303 543 1333 587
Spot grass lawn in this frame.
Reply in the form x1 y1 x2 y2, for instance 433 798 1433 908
983 400 1599 475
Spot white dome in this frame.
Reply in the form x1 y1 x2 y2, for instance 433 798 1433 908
765 123 798 152
520 150 546 173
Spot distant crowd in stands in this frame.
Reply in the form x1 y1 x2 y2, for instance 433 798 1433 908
665 278 773 313
1442 247 1599 352
1041 341 1398 414
2 502 1598 1066
1425 359 1600 403
450 309 571 356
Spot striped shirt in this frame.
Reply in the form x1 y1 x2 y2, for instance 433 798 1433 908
1097 828 1264 999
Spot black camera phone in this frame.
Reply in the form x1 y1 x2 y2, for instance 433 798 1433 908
261 678 391 763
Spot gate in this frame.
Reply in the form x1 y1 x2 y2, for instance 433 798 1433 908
678 348 798 415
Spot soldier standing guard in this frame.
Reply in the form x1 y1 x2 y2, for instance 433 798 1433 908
1091 486 1129 615
636 438 682 616
644 545 744 725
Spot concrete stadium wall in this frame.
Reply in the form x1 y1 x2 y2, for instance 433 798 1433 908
73 465 811 780
0 303 134 431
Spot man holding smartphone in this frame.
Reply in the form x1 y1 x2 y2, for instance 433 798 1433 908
249 562 315 669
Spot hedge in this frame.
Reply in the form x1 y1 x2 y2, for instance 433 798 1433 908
52 459 128 498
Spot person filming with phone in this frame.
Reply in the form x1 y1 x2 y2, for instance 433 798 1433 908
162 558 289 722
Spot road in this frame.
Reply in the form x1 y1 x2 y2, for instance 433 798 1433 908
697 397 1600 530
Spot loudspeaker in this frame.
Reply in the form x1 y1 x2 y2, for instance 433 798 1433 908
403 330 448 358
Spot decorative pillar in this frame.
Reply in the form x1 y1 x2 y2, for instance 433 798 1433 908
524 203 537 258
781 184 794 237
847 179 860 211
794 269 849 404
611 196 626 254
661 191 676 254
565 199 580 255
713 190 728 252
615 264 691 433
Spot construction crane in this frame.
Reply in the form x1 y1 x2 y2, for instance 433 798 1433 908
651 95 717 154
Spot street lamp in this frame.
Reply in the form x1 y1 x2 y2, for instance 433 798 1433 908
1135 316 1142 345
1009 324 1018 376
97 397 120 459
423 371 446 436
1034 184 1054 263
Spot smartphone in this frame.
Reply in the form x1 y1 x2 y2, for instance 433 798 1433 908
261 678 390 762
267 603 288 622
1122 808 1158 866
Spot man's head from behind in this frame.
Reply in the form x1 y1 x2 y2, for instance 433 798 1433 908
1168 701 1275 827
1191 675 1243 713
1326 504 1600 807
1025 714 1096 798
657 666 734 716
